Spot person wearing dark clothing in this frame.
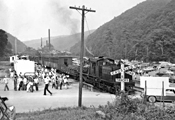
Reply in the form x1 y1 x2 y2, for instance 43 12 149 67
18 77 23 91
18 81 23 91
13 73 18 91
55 77 59 89
59 76 64 90
30 77 34 92
44 75 52 96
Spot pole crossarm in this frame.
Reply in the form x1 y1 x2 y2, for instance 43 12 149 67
69 6 96 12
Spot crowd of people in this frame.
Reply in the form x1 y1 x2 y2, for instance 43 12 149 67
3 64 70 96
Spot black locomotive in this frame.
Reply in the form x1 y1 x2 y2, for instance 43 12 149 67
30 55 135 94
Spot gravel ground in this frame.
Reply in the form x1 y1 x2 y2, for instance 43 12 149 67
0 79 116 113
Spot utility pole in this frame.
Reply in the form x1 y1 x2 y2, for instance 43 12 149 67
48 29 50 50
48 29 51 66
41 37 43 64
70 5 95 107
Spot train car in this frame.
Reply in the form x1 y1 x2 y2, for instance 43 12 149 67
36 55 79 78
31 55 135 94
82 57 135 94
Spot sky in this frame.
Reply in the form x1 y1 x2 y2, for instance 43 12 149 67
0 0 146 41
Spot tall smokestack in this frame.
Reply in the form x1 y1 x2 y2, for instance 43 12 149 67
48 29 50 50
41 37 42 49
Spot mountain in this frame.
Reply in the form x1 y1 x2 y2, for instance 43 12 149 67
7 33 27 53
24 30 94 51
71 0 173 61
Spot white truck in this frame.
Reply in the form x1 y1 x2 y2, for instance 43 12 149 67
10 55 19 66
140 76 175 103
14 60 35 75
10 55 29 66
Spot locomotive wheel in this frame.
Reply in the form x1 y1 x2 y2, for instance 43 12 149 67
148 96 156 103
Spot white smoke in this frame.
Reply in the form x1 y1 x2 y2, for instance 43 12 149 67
48 0 80 35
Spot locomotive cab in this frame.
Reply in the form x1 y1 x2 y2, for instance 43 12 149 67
84 57 135 94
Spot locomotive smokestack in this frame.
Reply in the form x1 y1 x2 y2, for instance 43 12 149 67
48 29 50 50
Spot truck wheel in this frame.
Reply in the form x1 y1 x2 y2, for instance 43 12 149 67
148 96 156 103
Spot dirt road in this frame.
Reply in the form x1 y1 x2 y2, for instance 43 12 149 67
0 79 116 113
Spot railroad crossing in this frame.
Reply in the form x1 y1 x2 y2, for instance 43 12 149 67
110 61 138 91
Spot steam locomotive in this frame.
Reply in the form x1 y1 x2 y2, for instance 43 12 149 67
30 55 135 94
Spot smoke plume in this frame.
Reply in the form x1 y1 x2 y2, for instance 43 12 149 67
49 0 80 35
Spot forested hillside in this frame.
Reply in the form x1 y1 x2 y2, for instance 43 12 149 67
0 29 12 57
24 30 94 51
7 33 27 53
0 29 27 57
71 0 174 62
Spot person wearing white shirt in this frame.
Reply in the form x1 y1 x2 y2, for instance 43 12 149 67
3 75 9 91
51 75 56 89
64 76 68 89
44 74 52 96
34 77 39 91
45 68 48 73
27 81 33 92
42 72 45 80
23 77 27 90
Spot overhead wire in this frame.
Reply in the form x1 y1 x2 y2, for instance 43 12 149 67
75 9 95 57
84 15 95 56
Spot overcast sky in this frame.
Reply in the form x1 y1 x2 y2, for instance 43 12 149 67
0 0 146 41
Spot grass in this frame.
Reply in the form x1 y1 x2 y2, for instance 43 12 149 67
16 107 98 120
15 92 175 120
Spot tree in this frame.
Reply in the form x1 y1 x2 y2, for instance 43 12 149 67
103 29 114 58
4 42 13 56
0 29 8 57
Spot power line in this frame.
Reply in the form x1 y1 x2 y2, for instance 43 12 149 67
73 8 95 57
84 16 95 56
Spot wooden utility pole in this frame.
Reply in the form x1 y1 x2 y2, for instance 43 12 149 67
48 29 51 66
70 5 95 107
48 29 50 50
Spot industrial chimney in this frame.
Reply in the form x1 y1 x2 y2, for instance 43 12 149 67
48 29 50 50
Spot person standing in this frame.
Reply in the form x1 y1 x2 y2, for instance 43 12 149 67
18 76 23 91
3 75 9 91
63 76 69 89
59 75 64 90
34 76 39 91
23 76 27 90
51 74 56 89
44 74 52 96
13 72 18 91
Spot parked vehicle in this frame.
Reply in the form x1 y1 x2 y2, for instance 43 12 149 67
10 55 29 66
140 76 175 103
14 60 35 75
